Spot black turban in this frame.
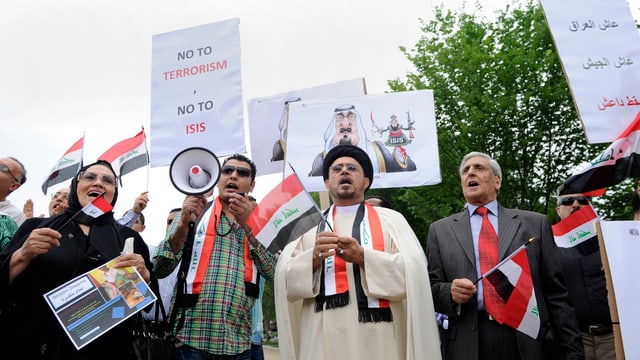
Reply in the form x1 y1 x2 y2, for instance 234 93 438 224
322 145 374 190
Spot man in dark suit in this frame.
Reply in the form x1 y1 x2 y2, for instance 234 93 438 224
427 151 584 360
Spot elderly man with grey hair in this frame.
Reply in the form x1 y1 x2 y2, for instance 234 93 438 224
427 151 583 359
0 156 27 225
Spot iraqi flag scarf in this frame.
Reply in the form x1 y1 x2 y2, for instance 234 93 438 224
315 202 392 323
186 197 260 299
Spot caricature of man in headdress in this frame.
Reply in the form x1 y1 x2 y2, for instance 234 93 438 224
309 105 416 177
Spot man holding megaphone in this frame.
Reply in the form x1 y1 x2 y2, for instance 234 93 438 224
154 152 277 360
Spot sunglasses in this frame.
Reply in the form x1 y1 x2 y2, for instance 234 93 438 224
221 165 251 178
0 164 20 184
559 196 590 206
77 171 118 187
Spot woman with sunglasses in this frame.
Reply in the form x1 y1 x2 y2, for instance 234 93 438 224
0 160 156 359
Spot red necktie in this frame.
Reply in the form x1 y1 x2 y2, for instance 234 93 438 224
476 206 504 317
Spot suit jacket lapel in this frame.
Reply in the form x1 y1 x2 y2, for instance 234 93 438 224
451 210 476 266
497 205 520 260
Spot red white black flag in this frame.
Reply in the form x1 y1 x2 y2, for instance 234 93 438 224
483 243 540 339
42 135 84 195
552 205 599 248
57 194 114 230
562 111 640 193
247 172 324 253
98 128 149 183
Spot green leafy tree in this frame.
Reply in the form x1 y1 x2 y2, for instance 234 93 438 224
264 2 636 347
385 1 625 242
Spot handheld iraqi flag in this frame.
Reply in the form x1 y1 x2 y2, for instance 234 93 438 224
562 111 640 194
97 128 149 184
552 205 599 248
481 239 540 339
551 205 600 259
246 171 324 253
57 194 114 230
41 135 84 195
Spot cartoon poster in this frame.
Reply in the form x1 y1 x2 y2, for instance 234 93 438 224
43 256 156 350
285 90 440 191
247 78 366 177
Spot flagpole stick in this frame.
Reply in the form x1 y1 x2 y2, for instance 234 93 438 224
288 163 334 232
143 126 150 192
473 237 536 285
145 161 150 192
56 210 83 231
55 193 106 231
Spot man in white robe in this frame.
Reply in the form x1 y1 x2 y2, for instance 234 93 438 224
275 145 441 360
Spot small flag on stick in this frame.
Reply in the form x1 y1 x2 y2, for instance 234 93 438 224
476 238 540 339
57 194 113 230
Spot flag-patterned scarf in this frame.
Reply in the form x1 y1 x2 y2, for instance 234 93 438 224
315 202 392 323
186 197 260 298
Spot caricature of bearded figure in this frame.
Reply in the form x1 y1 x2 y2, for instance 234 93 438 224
332 106 361 146
309 104 416 177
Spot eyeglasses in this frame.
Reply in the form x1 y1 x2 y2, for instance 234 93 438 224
559 196 590 206
51 192 69 200
0 164 20 184
221 165 251 178
77 171 117 187
331 163 360 173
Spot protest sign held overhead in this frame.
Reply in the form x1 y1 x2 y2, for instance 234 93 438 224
150 19 244 166
540 0 640 143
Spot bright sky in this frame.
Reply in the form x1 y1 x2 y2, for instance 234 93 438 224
2 0 639 246
0 0 437 245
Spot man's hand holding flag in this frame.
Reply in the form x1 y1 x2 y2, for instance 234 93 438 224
475 238 540 339
246 167 324 253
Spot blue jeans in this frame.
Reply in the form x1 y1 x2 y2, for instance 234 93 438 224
250 344 264 360
177 344 251 360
